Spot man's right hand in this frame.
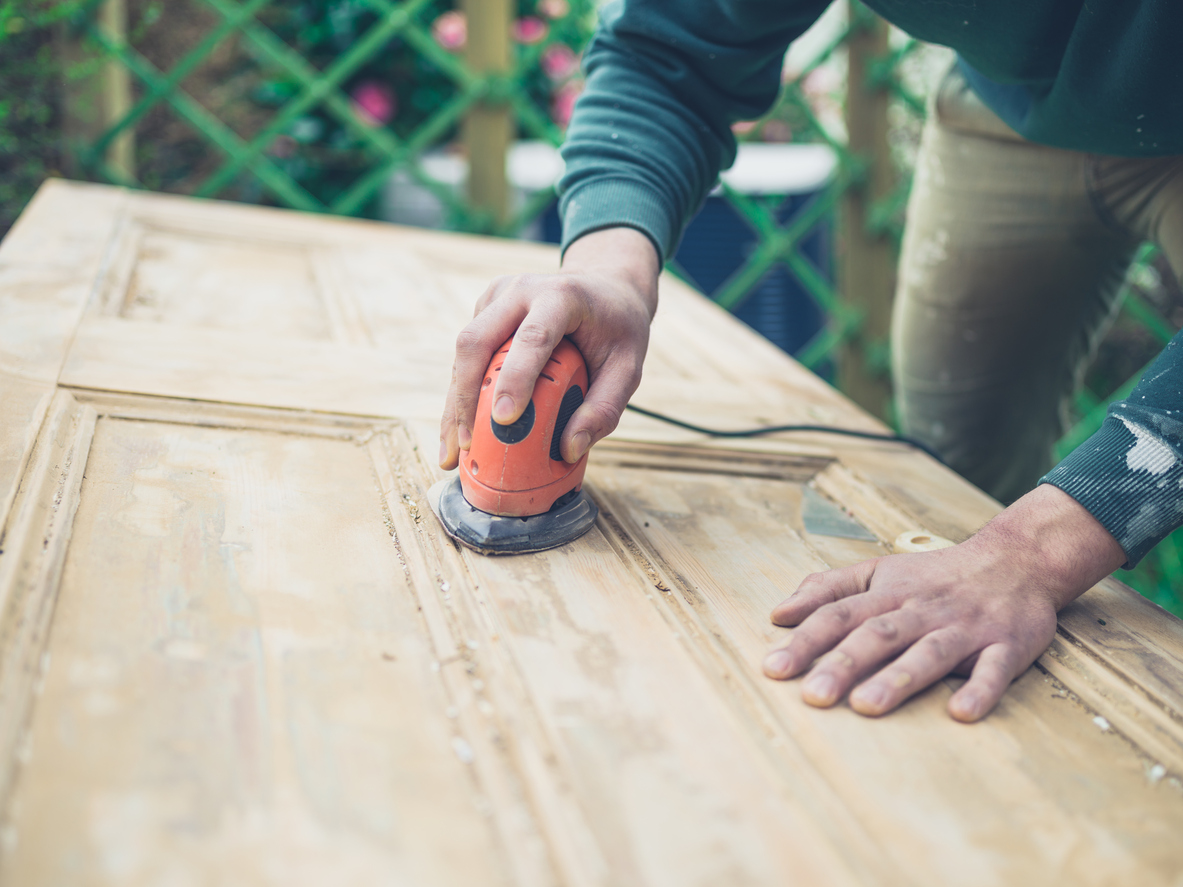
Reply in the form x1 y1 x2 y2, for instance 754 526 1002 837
439 227 661 471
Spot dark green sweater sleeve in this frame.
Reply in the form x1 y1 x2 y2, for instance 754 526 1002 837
1041 332 1183 568
557 0 829 262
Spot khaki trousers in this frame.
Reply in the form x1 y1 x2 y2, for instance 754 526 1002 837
893 67 1183 504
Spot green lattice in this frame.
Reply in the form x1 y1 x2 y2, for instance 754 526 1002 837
62 0 1181 439
706 5 928 376
66 0 593 234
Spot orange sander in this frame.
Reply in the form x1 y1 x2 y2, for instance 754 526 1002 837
428 335 598 555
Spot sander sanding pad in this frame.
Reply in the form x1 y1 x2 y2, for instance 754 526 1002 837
427 476 598 556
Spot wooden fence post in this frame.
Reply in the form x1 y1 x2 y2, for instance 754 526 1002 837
461 0 512 228
838 2 894 420
59 0 135 182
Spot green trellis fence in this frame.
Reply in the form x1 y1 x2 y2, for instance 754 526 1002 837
56 0 587 232
16 0 1183 612
54 0 909 412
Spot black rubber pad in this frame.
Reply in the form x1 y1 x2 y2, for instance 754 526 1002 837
432 476 598 556
492 399 535 444
550 385 584 461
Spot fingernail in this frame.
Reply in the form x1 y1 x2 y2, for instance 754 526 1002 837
763 649 793 678
769 601 797 627
570 431 591 462
493 395 515 423
952 693 980 722
851 683 889 713
458 424 471 449
438 439 448 466
803 674 838 706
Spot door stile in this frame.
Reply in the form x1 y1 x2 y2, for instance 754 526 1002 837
0 391 96 809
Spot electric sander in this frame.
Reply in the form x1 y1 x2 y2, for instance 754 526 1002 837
428 336 598 555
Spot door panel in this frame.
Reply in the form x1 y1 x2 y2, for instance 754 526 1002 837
2 181 1183 886
0 394 514 886
118 227 333 339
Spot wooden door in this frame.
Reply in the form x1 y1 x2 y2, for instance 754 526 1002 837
2 181 1182 886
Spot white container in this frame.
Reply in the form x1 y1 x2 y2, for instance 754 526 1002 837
381 140 836 234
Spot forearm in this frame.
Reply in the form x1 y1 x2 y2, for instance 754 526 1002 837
1041 331 1183 567
560 227 660 320
559 0 826 261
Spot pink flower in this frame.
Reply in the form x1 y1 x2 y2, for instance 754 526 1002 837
351 81 397 126
552 80 583 128
731 120 758 136
269 134 298 158
760 119 792 143
541 43 578 81
801 66 840 96
512 16 548 44
537 0 569 19
432 11 467 51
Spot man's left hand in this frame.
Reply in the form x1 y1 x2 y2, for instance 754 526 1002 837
762 484 1126 721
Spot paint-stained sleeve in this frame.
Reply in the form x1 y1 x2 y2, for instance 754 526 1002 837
1041 333 1183 567
557 0 829 262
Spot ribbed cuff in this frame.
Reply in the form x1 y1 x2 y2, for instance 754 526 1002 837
558 177 675 264
1040 414 1183 568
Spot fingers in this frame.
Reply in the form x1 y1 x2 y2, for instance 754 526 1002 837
440 262 656 469
762 586 890 681
559 348 644 462
757 534 1061 720
440 282 533 468
794 608 929 707
845 626 977 716
947 643 1021 722
493 308 573 424
770 559 880 628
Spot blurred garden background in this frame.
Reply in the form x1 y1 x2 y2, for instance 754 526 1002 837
2 0 1182 614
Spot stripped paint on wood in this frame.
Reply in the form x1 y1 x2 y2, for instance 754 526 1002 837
0 181 1181 885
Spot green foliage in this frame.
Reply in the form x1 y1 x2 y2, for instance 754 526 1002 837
0 0 87 33
0 2 105 236
48 0 593 223
1127 527 1183 617
0 3 79 236
239 0 590 213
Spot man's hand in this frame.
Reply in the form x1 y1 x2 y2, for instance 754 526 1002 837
439 227 660 470
762 484 1127 721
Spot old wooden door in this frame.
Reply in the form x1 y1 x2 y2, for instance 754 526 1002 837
2 181 1183 886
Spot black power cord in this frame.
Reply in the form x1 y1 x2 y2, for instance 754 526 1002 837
623 403 946 464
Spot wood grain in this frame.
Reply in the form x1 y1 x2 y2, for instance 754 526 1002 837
582 444 1183 885
2 180 1182 884
0 405 508 885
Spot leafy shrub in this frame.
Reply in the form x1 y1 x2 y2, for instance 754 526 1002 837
246 0 591 213
0 1 85 237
